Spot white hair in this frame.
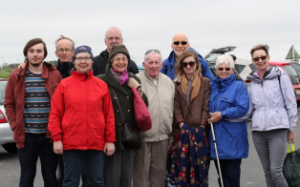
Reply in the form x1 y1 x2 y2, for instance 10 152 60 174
215 55 234 69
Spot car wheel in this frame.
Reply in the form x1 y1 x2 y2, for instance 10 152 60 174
2 143 17 154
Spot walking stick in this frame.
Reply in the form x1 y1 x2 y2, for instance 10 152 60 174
210 122 224 187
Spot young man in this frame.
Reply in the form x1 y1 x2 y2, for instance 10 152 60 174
4 38 62 187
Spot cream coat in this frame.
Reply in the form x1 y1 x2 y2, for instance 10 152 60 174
136 71 175 142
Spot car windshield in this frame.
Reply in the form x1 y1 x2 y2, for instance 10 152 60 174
282 65 299 85
291 63 300 75
234 64 245 74
205 53 221 63
0 81 7 105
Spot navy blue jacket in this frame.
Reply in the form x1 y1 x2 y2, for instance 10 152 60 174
160 47 214 81
209 73 249 159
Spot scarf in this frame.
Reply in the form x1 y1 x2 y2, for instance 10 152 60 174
181 73 201 107
111 68 129 85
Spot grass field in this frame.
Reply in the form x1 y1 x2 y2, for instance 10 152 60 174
0 68 13 78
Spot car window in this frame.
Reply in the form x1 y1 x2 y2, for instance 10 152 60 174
205 53 221 63
0 81 7 105
282 65 299 85
291 63 300 75
234 64 245 74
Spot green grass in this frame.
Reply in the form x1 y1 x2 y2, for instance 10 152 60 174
0 68 13 78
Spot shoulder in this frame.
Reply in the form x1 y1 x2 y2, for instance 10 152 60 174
97 74 107 82
201 76 211 84
160 73 174 83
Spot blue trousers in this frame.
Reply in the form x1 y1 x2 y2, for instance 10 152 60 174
18 133 58 187
62 150 105 187
214 159 242 187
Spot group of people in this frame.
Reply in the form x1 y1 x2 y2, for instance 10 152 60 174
3 26 297 187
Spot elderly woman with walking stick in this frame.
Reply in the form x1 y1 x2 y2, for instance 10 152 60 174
208 55 249 187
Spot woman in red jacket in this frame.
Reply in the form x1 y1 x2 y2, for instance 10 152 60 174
48 45 116 187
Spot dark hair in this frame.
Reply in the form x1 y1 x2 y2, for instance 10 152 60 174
230 54 236 61
23 38 48 61
174 50 202 82
250 44 269 57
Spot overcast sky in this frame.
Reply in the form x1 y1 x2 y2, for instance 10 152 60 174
0 0 299 65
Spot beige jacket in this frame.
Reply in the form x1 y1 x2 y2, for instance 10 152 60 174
136 71 175 142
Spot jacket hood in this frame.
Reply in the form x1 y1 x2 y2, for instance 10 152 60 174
211 73 241 91
247 66 281 83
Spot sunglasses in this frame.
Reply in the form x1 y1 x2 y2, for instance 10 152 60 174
253 55 267 62
182 61 196 68
173 41 188 45
218 67 231 71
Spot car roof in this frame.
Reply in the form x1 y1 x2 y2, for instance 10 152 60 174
269 61 291 66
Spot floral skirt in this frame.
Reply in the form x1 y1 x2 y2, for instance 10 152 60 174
169 124 210 187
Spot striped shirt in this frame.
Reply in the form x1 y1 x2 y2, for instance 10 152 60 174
24 70 50 133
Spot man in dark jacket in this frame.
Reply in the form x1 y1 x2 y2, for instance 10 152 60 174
55 35 75 78
92 27 139 76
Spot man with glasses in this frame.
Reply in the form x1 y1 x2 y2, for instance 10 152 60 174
93 27 138 76
133 49 175 187
161 33 214 81
55 35 75 78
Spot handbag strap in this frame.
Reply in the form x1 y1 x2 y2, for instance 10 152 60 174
111 88 126 123
287 143 295 153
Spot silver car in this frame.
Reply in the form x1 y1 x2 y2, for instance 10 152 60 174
0 79 17 153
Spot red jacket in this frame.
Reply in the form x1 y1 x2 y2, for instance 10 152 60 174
48 70 115 151
4 62 62 148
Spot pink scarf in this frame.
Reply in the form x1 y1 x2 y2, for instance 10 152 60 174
111 68 129 85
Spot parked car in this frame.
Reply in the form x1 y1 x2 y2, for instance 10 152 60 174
0 79 17 153
291 62 300 77
269 61 300 108
137 64 144 73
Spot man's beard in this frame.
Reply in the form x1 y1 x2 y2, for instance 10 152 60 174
29 61 43 67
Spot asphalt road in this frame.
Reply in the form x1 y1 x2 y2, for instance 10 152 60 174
1 112 300 187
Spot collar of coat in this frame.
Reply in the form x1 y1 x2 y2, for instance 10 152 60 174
15 62 57 80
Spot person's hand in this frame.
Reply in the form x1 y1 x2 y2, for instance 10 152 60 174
208 112 222 124
18 62 26 69
53 141 63 154
288 131 295 144
127 78 140 89
168 142 173 151
179 122 184 129
104 143 115 156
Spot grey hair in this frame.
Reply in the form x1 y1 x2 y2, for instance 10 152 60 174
55 35 75 50
105 27 123 39
144 49 162 61
215 55 235 69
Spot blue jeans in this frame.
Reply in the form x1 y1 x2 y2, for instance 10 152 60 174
63 150 105 187
214 159 242 187
18 133 58 187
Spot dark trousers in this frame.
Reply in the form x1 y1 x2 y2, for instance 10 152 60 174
62 150 105 187
214 159 242 187
18 133 58 187
57 156 89 187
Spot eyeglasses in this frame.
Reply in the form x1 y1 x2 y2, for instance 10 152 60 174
75 57 92 62
145 49 161 55
182 61 196 68
173 41 188 45
58 49 72 53
218 67 231 71
114 57 128 62
106 37 122 41
253 55 268 62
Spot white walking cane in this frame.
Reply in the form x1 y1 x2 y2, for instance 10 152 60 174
210 122 224 187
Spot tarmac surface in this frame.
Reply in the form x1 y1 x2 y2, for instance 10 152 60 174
1 112 300 187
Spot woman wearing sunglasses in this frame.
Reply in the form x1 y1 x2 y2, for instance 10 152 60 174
171 50 211 186
245 45 297 187
208 55 249 187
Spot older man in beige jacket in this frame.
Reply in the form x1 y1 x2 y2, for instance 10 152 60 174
133 49 175 187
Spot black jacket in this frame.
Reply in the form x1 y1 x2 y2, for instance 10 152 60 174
93 49 139 76
56 59 74 79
